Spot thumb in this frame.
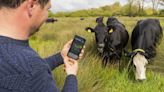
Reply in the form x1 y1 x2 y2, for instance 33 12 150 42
65 39 73 47
64 59 70 66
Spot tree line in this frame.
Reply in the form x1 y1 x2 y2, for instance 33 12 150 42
49 0 164 17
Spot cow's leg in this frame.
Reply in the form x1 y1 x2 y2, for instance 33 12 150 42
102 56 106 68
116 59 120 68
104 56 108 67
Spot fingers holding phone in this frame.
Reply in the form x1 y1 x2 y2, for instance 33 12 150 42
62 35 86 75
63 58 78 76
79 48 85 59
61 39 73 59
67 35 86 60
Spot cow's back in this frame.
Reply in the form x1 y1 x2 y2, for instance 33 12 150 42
111 24 129 49
131 19 163 58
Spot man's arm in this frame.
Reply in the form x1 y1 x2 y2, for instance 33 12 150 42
44 40 73 70
44 53 64 70
62 75 78 92
62 58 79 92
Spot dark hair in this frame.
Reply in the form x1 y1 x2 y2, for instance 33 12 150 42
0 0 49 9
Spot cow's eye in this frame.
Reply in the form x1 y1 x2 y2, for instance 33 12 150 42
134 65 136 69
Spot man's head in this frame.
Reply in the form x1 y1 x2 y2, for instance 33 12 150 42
0 0 51 39
0 0 49 9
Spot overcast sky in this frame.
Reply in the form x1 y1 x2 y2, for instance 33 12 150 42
50 0 163 13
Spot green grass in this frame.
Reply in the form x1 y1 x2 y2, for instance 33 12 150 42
30 17 164 92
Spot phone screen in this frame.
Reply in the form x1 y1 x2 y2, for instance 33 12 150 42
68 35 86 60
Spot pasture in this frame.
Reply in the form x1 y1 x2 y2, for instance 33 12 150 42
30 17 164 92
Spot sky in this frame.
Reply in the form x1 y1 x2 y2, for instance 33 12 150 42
50 0 164 13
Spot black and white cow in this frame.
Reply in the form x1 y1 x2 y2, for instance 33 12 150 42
85 17 129 67
126 19 163 80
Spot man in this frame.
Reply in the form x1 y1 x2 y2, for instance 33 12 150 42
0 0 84 92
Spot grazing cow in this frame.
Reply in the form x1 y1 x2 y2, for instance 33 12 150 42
125 19 163 81
45 18 58 23
80 18 85 20
85 17 129 67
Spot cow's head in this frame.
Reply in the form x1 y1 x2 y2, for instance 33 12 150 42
85 17 108 53
133 52 148 81
106 17 119 28
124 49 148 81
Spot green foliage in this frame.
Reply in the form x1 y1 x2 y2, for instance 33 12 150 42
48 10 55 18
121 4 138 16
160 0 164 6
30 17 164 92
50 2 163 17
145 8 154 16
159 9 164 16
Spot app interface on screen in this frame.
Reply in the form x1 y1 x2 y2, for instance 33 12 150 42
70 37 84 55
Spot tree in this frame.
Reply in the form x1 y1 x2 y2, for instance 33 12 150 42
111 2 122 16
48 10 55 18
122 3 138 16
141 0 145 12
135 0 145 16
127 0 135 16
159 0 164 5
151 0 160 15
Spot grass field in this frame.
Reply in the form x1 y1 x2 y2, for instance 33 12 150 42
30 17 164 92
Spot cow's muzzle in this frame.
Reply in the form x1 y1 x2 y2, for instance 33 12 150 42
97 44 105 53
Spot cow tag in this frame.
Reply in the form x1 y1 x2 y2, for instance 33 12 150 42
87 29 92 33
109 29 113 33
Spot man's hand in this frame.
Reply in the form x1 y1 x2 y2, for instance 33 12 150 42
61 40 73 60
61 40 85 61
61 40 85 76
64 58 78 76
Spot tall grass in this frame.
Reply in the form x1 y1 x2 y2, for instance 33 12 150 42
30 17 164 92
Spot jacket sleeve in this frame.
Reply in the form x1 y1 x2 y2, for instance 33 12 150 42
62 75 78 92
0 88 12 92
44 53 64 70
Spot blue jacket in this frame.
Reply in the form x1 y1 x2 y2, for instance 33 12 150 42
0 36 78 92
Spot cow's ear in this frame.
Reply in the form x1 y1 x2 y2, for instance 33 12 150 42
108 29 113 33
85 27 94 33
155 19 160 24
87 29 92 33
137 20 142 24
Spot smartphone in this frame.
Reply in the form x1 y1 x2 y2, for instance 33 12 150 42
67 35 86 60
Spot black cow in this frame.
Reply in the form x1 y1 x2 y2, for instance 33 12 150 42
102 17 129 66
80 18 85 20
45 18 58 23
85 17 129 67
85 17 108 54
125 19 163 80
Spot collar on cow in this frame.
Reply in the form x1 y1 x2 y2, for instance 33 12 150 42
126 49 146 69
133 49 145 53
